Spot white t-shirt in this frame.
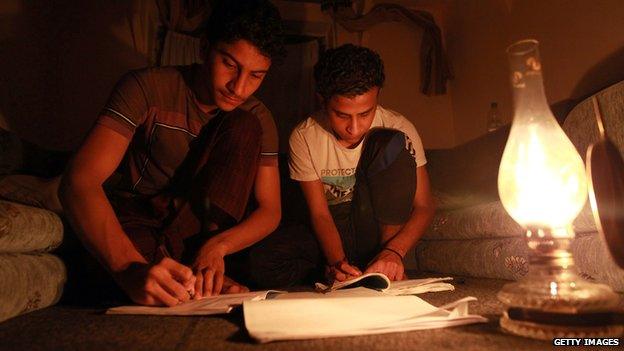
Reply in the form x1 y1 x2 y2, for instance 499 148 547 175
289 105 427 205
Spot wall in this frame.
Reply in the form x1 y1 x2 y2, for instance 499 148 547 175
447 0 624 145
274 0 457 149
353 0 457 149
371 11 455 149
445 0 511 144
2 0 457 150
4 1 622 150
0 0 150 150
275 0 624 147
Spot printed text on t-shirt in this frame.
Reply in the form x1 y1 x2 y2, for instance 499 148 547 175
320 168 356 177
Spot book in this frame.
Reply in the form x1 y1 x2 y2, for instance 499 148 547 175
315 273 455 295
244 295 487 343
106 290 279 316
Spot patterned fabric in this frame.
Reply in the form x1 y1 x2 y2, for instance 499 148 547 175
424 201 523 240
563 80 624 160
431 189 496 212
416 237 529 281
0 253 66 322
0 200 63 254
415 233 624 292
425 201 598 241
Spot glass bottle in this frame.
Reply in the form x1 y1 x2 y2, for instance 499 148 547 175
486 102 503 132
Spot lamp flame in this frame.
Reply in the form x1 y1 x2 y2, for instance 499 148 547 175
499 40 587 233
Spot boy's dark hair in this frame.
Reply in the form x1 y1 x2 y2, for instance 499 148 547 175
314 44 385 100
204 0 286 62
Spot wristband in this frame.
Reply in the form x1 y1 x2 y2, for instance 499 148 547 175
382 247 403 259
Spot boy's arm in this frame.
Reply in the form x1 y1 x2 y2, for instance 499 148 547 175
364 166 436 280
191 163 282 296
299 179 361 282
59 124 195 306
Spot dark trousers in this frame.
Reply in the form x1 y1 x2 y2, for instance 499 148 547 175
249 128 416 289
60 109 262 304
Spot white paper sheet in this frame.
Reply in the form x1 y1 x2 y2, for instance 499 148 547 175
276 287 387 299
244 295 487 343
386 277 455 295
106 290 277 316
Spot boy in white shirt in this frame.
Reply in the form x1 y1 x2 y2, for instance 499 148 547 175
250 44 435 287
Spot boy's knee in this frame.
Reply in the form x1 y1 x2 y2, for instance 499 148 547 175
207 109 263 158
221 108 262 141
365 128 406 149
360 128 414 177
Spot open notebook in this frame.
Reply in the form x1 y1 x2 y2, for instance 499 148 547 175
106 290 279 316
315 273 455 295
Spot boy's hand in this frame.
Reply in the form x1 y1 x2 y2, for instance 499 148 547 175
192 240 227 298
114 257 195 307
325 258 362 284
364 249 406 281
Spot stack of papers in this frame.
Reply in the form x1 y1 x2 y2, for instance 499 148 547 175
244 294 487 343
106 274 486 343
106 274 453 316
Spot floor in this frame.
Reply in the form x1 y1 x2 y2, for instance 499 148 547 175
0 276 579 351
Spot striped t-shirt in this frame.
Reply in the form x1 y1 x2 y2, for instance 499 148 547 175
97 64 278 196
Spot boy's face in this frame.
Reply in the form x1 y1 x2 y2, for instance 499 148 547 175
203 39 271 111
324 87 379 148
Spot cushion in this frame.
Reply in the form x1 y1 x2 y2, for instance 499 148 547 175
425 201 598 241
0 200 63 254
416 237 529 281
563 80 624 161
424 201 522 240
0 253 66 322
415 233 624 292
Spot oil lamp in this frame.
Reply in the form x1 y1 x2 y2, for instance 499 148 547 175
497 39 621 339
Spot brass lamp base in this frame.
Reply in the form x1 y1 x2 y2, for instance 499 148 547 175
500 308 623 340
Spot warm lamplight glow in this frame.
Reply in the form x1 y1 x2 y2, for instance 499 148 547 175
497 39 621 341
498 119 588 229
498 39 587 231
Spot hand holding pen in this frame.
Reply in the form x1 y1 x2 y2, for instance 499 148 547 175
113 256 197 307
